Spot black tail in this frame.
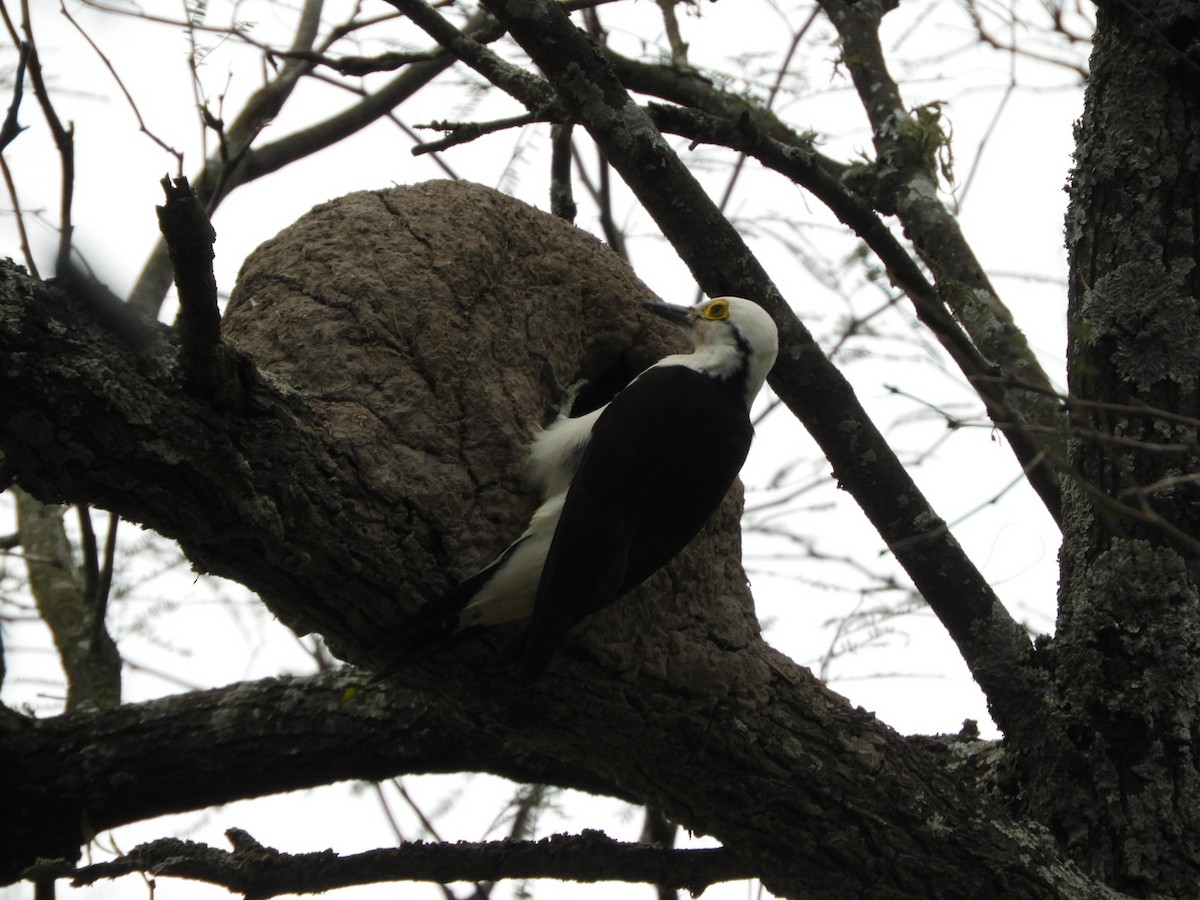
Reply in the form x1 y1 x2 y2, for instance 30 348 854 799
367 556 511 681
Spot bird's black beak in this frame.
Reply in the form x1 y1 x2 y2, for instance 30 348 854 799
642 300 694 325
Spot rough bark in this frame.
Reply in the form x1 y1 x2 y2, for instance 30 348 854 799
0 670 627 884
0 182 1113 897
1042 2 1200 895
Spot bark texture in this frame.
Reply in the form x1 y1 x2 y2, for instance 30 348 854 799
1046 2 1200 894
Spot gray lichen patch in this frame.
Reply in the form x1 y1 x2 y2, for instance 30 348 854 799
1078 261 1200 392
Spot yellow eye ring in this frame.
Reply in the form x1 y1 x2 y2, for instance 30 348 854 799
701 299 731 321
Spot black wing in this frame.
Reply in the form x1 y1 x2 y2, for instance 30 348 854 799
519 365 753 678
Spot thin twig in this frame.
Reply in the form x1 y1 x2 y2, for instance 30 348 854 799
580 9 627 261
94 511 119 643
59 2 185 171
412 112 541 154
0 153 38 276
0 40 29 151
77 504 100 614
19 4 74 275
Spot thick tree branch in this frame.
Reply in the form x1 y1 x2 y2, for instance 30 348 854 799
66 828 750 896
474 0 1048 752
605 48 840 174
1 668 627 884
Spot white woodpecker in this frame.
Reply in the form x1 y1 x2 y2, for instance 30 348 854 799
379 296 779 680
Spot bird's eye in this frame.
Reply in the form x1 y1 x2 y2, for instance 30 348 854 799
702 299 731 321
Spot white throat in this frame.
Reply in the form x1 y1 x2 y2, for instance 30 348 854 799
653 298 779 409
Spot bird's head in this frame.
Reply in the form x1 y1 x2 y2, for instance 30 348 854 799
644 296 779 407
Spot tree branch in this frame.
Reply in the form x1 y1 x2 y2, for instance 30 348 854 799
413 112 542 155
0 41 29 151
156 175 250 409
1 668 628 883
66 828 750 897
383 0 560 114
18 22 73 275
12 487 121 711
550 122 577 221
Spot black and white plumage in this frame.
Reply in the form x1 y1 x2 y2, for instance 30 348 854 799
380 296 779 680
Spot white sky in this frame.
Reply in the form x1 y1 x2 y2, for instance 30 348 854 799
0 1 1089 898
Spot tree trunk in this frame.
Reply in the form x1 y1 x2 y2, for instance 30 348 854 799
1036 2 1200 894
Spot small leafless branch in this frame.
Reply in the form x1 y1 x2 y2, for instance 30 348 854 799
655 0 689 69
67 828 753 897
412 112 543 155
18 5 73 275
963 0 1091 80
640 806 680 900
550 122 576 221
58 2 185 171
578 9 627 261
0 154 38 276
0 40 29 151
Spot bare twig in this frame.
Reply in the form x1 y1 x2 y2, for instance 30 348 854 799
68 829 752 897
19 5 73 275
641 806 680 900
413 112 542 154
655 0 689 69
0 153 38 276
129 7 492 314
580 9 627 261
95 510 118 643
58 2 185 171
0 40 29 151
